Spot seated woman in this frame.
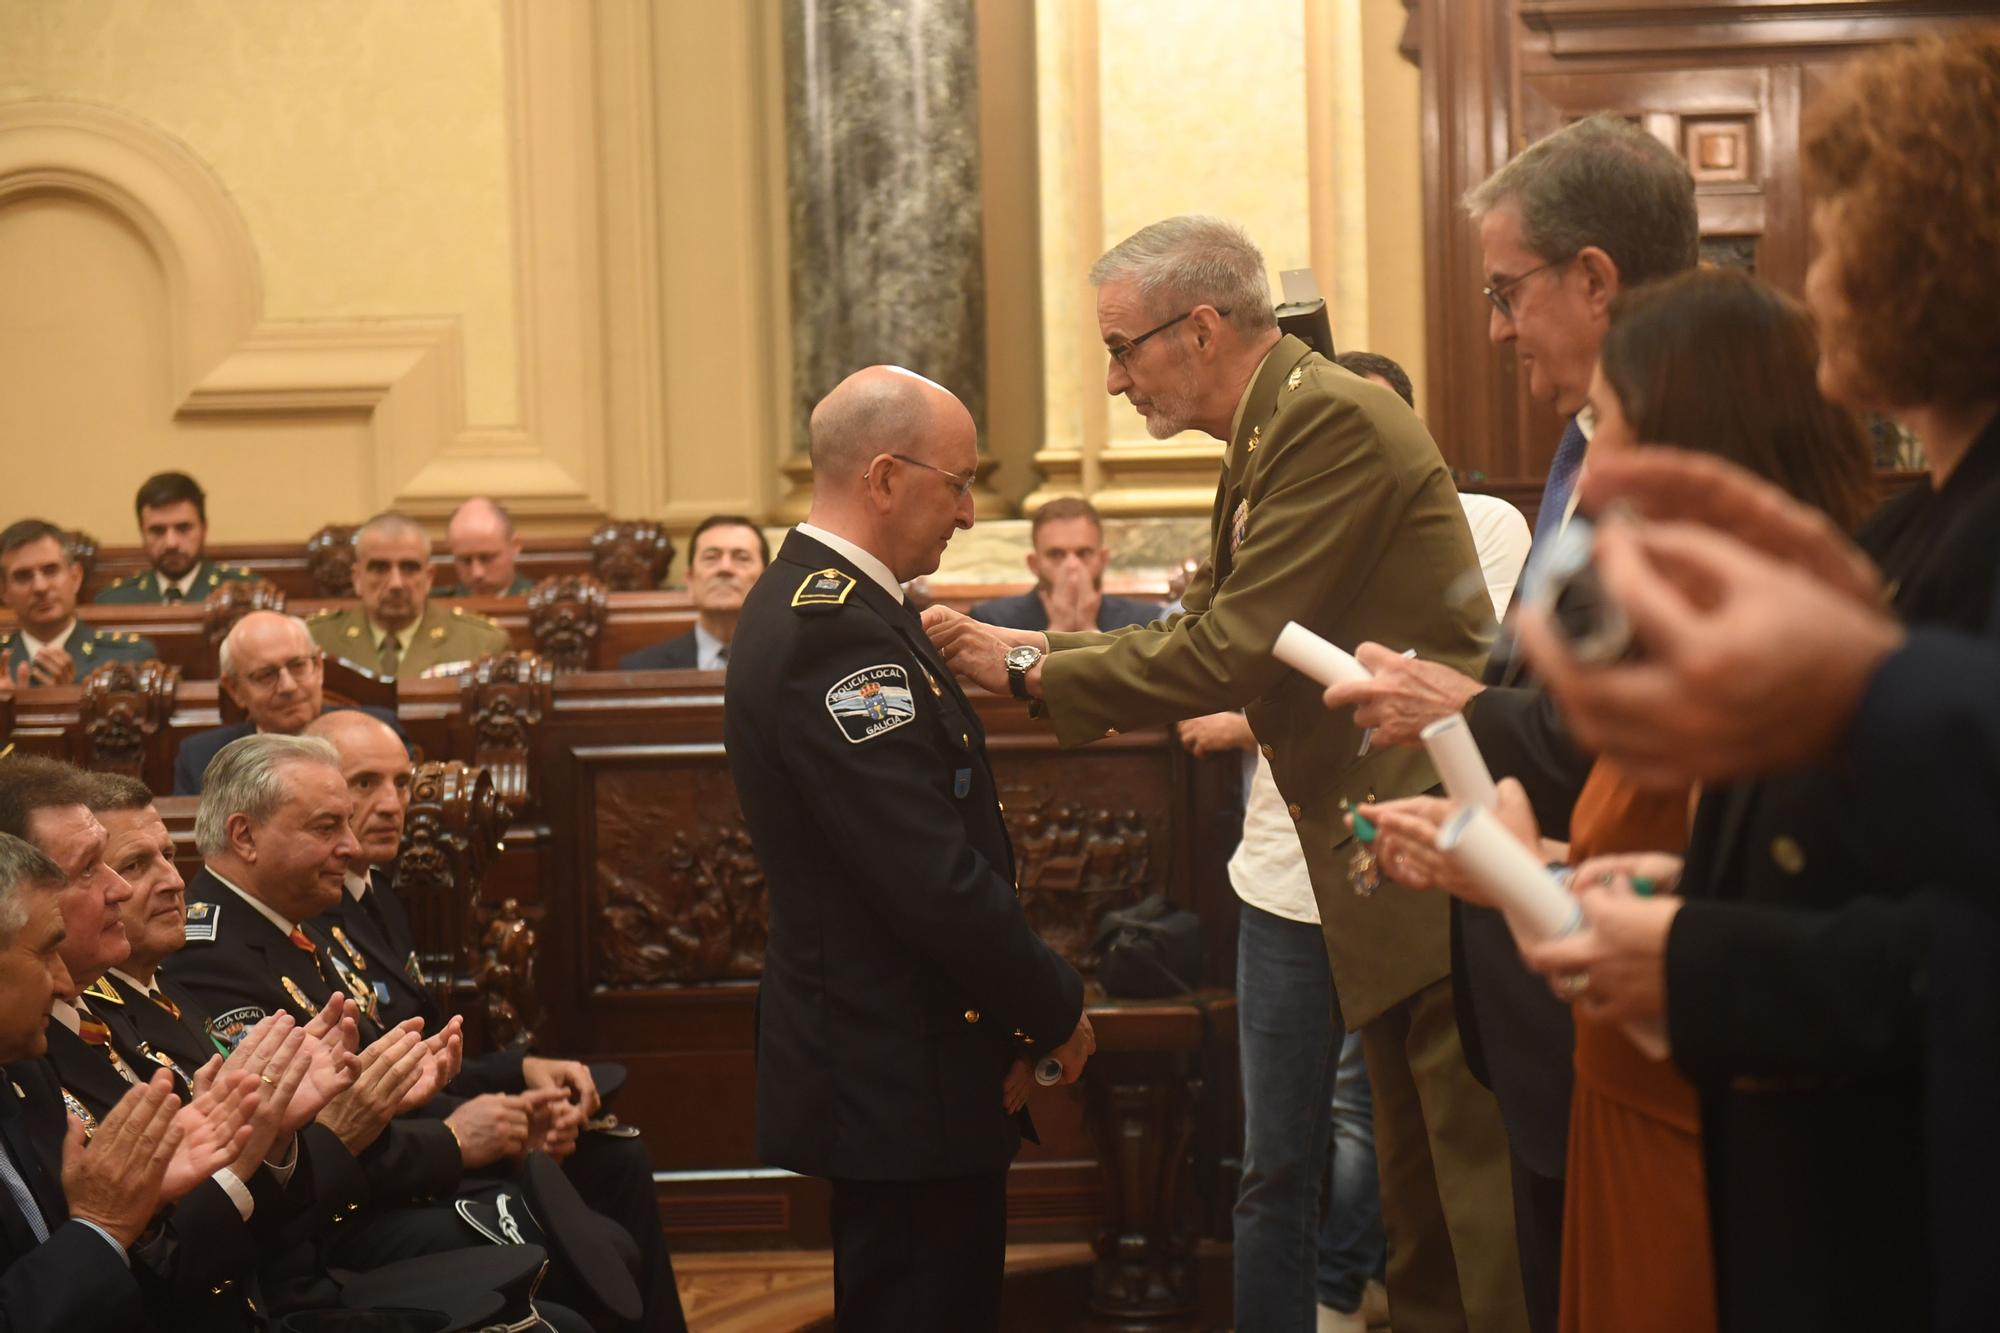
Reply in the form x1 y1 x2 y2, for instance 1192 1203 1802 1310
1358 264 1874 1333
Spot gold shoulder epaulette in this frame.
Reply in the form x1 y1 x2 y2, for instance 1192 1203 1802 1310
792 567 857 612
305 607 340 622
449 605 501 628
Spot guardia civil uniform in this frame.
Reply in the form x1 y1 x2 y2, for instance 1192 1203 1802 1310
725 524 1084 1332
306 601 509 679
1037 335 1528 1332
433 574 536 598
0 621 157 680
94 558 255 604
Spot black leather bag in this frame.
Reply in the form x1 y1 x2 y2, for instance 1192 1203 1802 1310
1092 894 1202 999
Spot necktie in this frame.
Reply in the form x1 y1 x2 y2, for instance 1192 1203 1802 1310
0 1140 48 1244
76 1008 112 1048
288 927 318 955
148 987 181 1021
716 643 729 668
380 634 402 678
1530 416 1589 557
162 585 183 604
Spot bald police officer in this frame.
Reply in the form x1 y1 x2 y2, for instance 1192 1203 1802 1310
724 366 1092 1332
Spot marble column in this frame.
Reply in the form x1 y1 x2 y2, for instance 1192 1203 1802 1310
778 0 999 519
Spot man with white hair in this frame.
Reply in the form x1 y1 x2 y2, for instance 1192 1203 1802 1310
928 217 1526 1332
307 512 509 679
171 610 404 795
725 366 1092 1330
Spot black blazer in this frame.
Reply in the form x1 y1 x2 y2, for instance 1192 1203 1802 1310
724 531 1083 1181
1665 415 2000 1332
0 1059 148 1332
967 590 1165 633
171 704 407 796
617 630 699 671
318 871 527 1097
163 868 464 1204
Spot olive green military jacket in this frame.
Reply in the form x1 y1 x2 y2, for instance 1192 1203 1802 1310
95 560 255 604
1040 336 1493 1028
306 602 510 679
0 622 160 681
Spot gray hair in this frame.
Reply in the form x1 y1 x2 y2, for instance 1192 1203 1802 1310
354 511 433 561
1463 113 1698 288
194 733 342 856
218 612 315 678
1089 216 1279 335
0 833 62 946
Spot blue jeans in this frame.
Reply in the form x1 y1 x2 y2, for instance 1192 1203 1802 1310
1318 1030 1386 1312
1234 901 1387 1329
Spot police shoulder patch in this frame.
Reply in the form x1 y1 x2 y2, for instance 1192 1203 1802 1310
208 1005 265 1051
183 899 219 943
825 663 917 744
792 567 857 613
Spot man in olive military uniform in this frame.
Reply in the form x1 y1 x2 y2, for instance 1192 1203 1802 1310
0 519 158 686
927 218 1529 1333
308 512 510 678
433 497 536 598
95 470 256 604
725 366 1094 1332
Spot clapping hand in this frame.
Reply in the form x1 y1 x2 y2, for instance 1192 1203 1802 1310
63 1071 185 1247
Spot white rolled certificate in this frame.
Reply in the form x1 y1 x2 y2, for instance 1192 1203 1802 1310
1421 714 1499 811
1434 804 1581 940
1273 621 1371 687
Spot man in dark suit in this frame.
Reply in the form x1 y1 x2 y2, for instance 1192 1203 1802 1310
618 514 769 670
174 610 405 795
725 366 1091 1330
0 519 159 686
304 708 690 1333
969 497 1164 634
0 832 160 1331
1315 115 1698 1331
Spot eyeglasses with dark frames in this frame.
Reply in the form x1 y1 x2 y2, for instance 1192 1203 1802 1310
888 453 978 499
1106 306 1232 367
1483 257 1573 322
241 652 323 690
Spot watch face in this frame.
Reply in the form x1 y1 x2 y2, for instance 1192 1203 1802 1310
1005 645 1040 669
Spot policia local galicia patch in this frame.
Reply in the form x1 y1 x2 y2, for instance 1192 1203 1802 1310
825 664 917 743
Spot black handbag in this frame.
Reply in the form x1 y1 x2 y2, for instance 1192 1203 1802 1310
1092 894 1203 999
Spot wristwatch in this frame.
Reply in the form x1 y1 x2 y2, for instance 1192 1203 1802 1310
1004 643 1044 701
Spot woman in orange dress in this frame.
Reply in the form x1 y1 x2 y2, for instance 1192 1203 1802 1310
1360 266 1874 1333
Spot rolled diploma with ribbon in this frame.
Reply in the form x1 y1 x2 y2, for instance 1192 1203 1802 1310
1435 805 1581 940
1273 621 1371 687
1034 1056 1064 1087
1421 714 1499 811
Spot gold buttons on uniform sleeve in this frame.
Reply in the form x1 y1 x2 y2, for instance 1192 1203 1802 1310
963 1009 981 1024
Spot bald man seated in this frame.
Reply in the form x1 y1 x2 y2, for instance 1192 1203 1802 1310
172 610 406 795
435 497 535 599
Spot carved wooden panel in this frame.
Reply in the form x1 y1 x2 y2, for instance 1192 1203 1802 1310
460 650 553 812
526 574 609 671
305 524 357 596
78 659 178 777
202 578 286 645
590 520 673 591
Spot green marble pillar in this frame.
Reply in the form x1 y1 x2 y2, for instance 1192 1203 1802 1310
778 0 997 517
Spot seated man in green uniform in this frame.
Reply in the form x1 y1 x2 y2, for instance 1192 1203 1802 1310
307 512 509 679
926 216 1529 1333
434 497 535 598
1 519 158 686
94 471 254 604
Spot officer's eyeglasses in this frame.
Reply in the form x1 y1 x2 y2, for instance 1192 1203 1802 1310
1105 306 1231 368
888 454 978 499
1483 257 1574 322
241 653 322 689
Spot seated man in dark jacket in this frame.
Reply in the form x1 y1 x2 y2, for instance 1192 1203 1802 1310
174 610 404 795
969 497 1163 633
618 514 768 670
